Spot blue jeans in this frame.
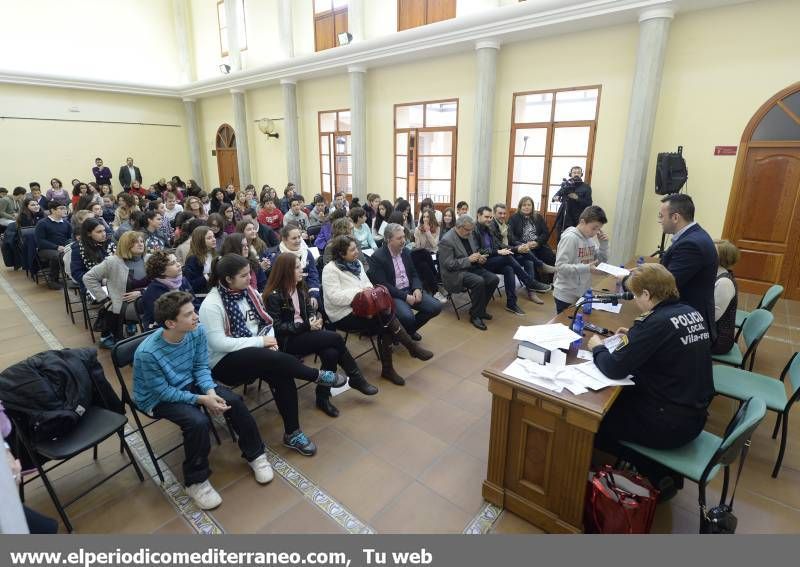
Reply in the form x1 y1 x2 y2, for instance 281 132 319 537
484 255 534 308
152 385 264 486
393 287 442 333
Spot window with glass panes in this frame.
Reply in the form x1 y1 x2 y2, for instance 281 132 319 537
506 87 600 216
314 0 348 52
318 110 352 199
394 99 458 213
217 0 247 57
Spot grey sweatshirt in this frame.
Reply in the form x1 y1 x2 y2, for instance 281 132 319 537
553 226 609 304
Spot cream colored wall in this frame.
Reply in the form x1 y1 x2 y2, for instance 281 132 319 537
0 0 180 84
246 85 289 189
198 93 233 188
292 0 316 57
366 52 477 202
492 23 638 231
635 0 800 255
297 74 351 195
190 0 225 81
0 84 191 189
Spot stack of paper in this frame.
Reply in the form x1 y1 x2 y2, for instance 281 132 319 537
513 324 581 351
502 358 635 396
591 302 622 314
596 263 630 277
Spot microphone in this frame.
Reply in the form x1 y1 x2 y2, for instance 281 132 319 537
593 291 634 305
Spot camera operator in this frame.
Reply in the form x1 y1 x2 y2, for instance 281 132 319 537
552 166 592 241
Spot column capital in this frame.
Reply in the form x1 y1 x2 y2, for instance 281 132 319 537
475 40 501 51
638 6 674 23
280 78 297 86
181 97 197 103
229 88 245 95
348 65 367 74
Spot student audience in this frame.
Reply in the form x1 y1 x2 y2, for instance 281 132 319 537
35 201 72 289
264 253 378 417
206 213 226 252
322 235 433 386
283 196 310 231
314 208 346 251
350 207 377 251
46 178 70 207
412 207 445 300
199 254 347 456
220 232 267 293
83 231 149 348
267 224 321 305
70 217 115 291
15 197 45 228
141 251 193 329
258 196 283 231
183 225 217 296
209 188 226 214
134 290 273 510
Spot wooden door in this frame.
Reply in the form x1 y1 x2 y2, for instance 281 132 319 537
215 124 240 190
398 0 426 30
722 83 800 299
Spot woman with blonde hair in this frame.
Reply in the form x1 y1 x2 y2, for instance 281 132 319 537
83 231 150 348
712 239 741 355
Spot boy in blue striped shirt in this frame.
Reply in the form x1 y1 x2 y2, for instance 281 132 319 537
133 291 273 510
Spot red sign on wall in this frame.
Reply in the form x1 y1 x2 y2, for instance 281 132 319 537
714 146 737 156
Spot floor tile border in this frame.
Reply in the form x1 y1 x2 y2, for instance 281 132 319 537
463 502 503 534
0 270 223 534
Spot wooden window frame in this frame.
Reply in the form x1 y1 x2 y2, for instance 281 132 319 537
217 0 248 58
314 1 349 52
397 0 456 31
505 85 601 216
393 98 459 212
318 109 353 199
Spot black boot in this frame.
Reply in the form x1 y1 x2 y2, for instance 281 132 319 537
315 386 339 417
340 351 378 395
387 317 433 361
379 335 405 386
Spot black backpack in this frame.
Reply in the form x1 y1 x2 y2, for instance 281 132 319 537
655 152 688 195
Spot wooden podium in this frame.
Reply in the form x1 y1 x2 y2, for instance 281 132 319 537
482 275 641 533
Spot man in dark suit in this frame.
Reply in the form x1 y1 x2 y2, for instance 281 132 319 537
438 215 499 331
118 157 142 191
658 193 718 341
369 223 442 339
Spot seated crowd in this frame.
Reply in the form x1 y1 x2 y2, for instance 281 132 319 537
1 159 744 516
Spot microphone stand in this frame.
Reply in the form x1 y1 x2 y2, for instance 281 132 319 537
568 297 620 332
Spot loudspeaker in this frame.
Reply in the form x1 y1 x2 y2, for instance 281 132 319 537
655 151 688 195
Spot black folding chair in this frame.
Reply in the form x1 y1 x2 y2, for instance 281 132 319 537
58 250 84 325
111 331 226 484
5 357 145 533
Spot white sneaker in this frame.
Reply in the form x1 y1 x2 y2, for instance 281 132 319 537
185 480 222 510
434 291 448 303
249 454 274 484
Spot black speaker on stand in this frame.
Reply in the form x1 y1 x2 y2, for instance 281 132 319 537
652 146 688 257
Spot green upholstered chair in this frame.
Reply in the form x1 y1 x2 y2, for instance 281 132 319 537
714 352 800 478
713 309 773 370
620 397 766 533
735 284 783 340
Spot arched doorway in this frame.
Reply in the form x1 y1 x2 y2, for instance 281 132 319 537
722 82 800 299
216 124 240 190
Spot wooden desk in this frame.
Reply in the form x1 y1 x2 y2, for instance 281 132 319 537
482 274 642 533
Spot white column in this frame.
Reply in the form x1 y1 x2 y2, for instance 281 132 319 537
282 79 302 194
348 0 366 42
610 7 674 264
182 98 205 188
349 66 367 202
172 0 195 83
224 0 242 71
277 0 294 59
470 40 500 209
231 89 252 188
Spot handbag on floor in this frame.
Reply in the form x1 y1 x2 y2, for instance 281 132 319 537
584 465 659 533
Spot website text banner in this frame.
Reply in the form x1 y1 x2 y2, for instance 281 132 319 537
0 535 787 567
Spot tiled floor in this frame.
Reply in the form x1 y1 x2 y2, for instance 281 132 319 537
2 267 800 534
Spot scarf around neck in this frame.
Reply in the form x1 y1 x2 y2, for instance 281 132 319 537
279 239 309 270
335 258 362 278
156 275 185 290
218 284 273 338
